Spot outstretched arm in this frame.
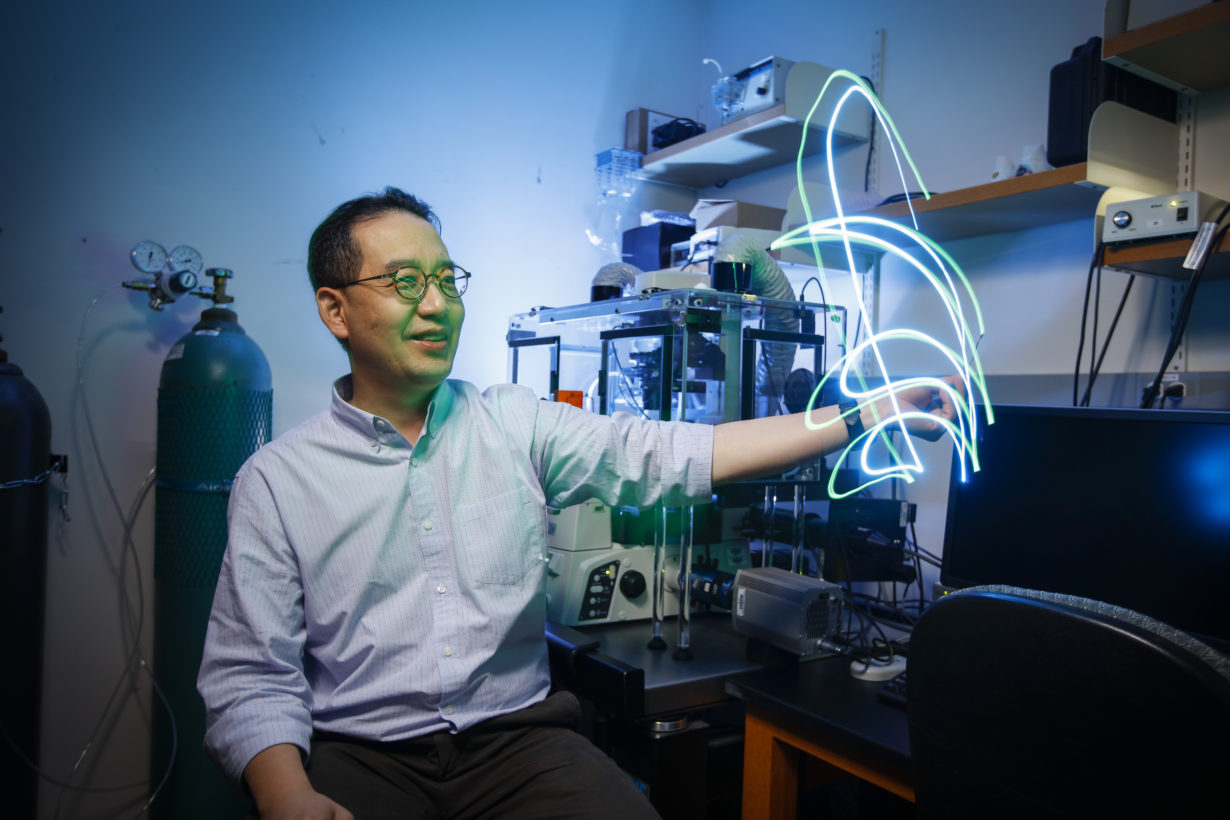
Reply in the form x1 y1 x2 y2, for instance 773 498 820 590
711 376 961 485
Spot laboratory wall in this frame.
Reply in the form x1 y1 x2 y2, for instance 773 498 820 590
697 0 1229 592
1 1 1222 817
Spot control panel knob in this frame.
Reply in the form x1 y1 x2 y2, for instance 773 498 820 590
619 570 647 599
1112 210 1132 229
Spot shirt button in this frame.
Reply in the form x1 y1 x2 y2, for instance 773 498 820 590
437 584 447 594
443 646 453 657
411 457 419 468
446 704 455 715
423 520 434 531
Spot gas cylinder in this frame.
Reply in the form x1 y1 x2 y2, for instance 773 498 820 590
0 335 52 820
151 300 271 819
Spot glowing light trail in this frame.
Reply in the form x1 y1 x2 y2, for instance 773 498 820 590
776 70 992 497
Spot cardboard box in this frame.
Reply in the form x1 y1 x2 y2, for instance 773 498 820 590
689 199 787 232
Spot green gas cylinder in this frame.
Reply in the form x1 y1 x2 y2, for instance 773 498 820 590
151 300 270 819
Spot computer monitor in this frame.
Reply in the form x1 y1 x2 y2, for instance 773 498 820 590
940 404 1230 653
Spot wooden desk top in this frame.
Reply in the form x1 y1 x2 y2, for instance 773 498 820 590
724 655 912 771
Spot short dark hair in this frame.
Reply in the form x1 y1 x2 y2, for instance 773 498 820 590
307 187 439 291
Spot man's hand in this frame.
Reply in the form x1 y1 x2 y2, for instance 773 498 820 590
869 374 966 442
245 744 354 820
259 790 354 820
711 374 968 484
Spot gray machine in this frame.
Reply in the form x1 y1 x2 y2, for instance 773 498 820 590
730 566 844 659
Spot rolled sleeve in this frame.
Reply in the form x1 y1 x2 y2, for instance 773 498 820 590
197 463 314 784
525 393 715 510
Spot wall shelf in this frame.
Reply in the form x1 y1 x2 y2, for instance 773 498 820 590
845 164 1106 243
830 162 1228 280
638 62 870 189
632 23 1226 279
1105 232 1230 280
1103 1 1230 94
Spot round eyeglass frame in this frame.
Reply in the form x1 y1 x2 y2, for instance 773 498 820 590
341 266 470 300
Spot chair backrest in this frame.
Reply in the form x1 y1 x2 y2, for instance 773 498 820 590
907 584 1230 819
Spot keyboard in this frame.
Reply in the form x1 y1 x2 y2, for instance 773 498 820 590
877 669 908 708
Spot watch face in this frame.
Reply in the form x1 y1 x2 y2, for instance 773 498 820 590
169 245 203 275
131 240 167 273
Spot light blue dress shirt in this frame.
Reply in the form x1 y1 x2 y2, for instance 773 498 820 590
198 376 713 783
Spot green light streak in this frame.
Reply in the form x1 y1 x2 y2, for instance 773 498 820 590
781 71 992 498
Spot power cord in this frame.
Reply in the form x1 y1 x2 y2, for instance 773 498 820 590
1139 202 1230 408
38 287 181 818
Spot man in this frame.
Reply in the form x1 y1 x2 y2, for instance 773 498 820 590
199 187 958 820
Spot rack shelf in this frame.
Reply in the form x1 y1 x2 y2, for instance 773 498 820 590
1103 2 1230 94
637 61 871 189
847 164 1106 243
837 163 1227 279
1105 232 1230 280
639 102 866 189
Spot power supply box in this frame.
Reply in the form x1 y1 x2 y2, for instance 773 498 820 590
1102 191 1226 244
731 566 844 659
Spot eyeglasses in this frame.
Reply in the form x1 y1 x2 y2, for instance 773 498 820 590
342 265 471 300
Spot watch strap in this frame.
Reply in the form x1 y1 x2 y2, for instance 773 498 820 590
838 398 865 442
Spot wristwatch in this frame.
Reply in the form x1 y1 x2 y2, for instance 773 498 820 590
838 398 866 442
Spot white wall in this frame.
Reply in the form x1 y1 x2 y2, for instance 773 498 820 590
2 1 1224 817
2 2 709 817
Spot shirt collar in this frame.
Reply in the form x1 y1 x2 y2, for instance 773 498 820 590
423 379 455 438
330 375 456 444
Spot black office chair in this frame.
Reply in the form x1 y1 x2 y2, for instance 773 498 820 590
906 584 1230 819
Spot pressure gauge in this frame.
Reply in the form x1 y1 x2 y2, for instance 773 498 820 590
131 240 168 273
169 244 203 275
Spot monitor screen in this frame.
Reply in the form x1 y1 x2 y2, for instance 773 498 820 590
941 404 1230 652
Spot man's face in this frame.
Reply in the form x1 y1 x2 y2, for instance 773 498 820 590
336 210 465 396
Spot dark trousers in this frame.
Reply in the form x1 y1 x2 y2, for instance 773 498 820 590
305 692 660 820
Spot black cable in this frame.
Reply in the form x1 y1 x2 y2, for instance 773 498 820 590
1140 204 1230 408
799 276 827 308
843 600 896 662
798 276 831 378
1073 242 1105 406
849 592 918 628
909 521 925 615
1079 274 1136 407
906 539 943 565
1090 262 1101 395
862 76 877 193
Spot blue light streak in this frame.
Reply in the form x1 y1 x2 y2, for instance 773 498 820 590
775 70 992 498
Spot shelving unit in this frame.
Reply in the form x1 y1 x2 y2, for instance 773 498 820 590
842 4 1230 278
846 164 1105 243
633 11 1225 280
638 103 860 189
1102 1 1230 94
638 61 870 189
1104 232 1229 280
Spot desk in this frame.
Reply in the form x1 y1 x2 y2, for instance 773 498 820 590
551 614 763 820
554 613 764 718
725 659 914 820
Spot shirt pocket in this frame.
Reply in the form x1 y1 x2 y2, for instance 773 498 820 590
454 485 547 585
